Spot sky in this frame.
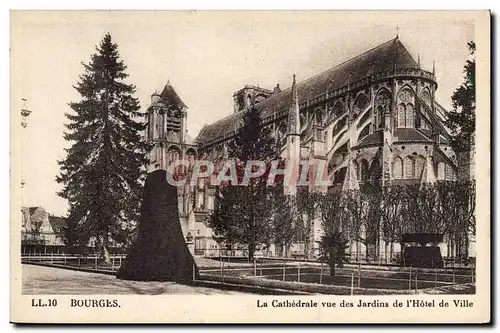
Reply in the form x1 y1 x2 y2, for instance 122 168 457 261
10 11 475 216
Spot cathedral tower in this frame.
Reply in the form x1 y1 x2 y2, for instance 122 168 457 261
146 82 189 172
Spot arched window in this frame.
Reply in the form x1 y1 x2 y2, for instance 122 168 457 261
437 162 446 180
155 111 161 139
375 89 390 129
415 156 425 179
360 159 370 182
398 104 406 128
167 146 181 167
406 104 414 128
333 102 344 118
421 89 431 105
354 94 369 111
393 157 403 179
377 106 384 129
186 149 196 169
404 157 415 179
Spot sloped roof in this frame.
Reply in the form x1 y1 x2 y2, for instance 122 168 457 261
356 131 384 147
48 216 67 233
393 128 433 143
196 37 418 145
154 82 187 109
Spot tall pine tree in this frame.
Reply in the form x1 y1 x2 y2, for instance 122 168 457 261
208 104 277 260
57 33 148 261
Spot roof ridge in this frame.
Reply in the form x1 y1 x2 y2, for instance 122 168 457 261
291 37 399 90
253 38 401 105
196 37 419 145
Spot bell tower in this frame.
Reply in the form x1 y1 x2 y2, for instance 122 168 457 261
146 81 188 171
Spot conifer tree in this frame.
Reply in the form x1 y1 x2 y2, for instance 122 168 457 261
445 41 476 152
57 33 148 262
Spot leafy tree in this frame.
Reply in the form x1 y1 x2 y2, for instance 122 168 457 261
316 231 350 277
271 193 298 257
318 190 343 235
416 184 444 234
445 41 476 152
344 189 380 261
438 181 476 261
343 189 370 261
57 33 148 262
208 105 277 260
380 186 405 262
296 188 322 257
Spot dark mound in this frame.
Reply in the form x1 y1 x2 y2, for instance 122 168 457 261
116 169 199 282
403 246 444 268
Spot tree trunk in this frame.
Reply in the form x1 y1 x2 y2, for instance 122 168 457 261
304 230 310 259
464 232 469 265
365 242 369 263
329 258 335 277
390 242 394 263
248 243 255 261
99 235 111 264
384 241 389 263
350 239 354 261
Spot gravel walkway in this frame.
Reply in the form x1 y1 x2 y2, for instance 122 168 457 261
22 264 250 295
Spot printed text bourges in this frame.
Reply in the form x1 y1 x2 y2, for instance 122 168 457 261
31 298 121 308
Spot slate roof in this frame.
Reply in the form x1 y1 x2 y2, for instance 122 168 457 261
153 82 187 109
28 207 40 215
48 216 67 233
196 37 418 145
393 128 433 143
354 128 433 148
355 131 384 147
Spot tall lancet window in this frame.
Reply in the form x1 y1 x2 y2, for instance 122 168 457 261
155 110 161 139
404 157 415 179
374 89 391 130
166 146 181 168
377 106 385 129
393 157 403 179
397 88 415 128
415 156 425 179
398 104 406 128
406 104 415 128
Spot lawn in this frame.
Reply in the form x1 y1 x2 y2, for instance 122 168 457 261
206 265 474 291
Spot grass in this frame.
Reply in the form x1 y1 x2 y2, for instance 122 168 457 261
206 265 474 291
